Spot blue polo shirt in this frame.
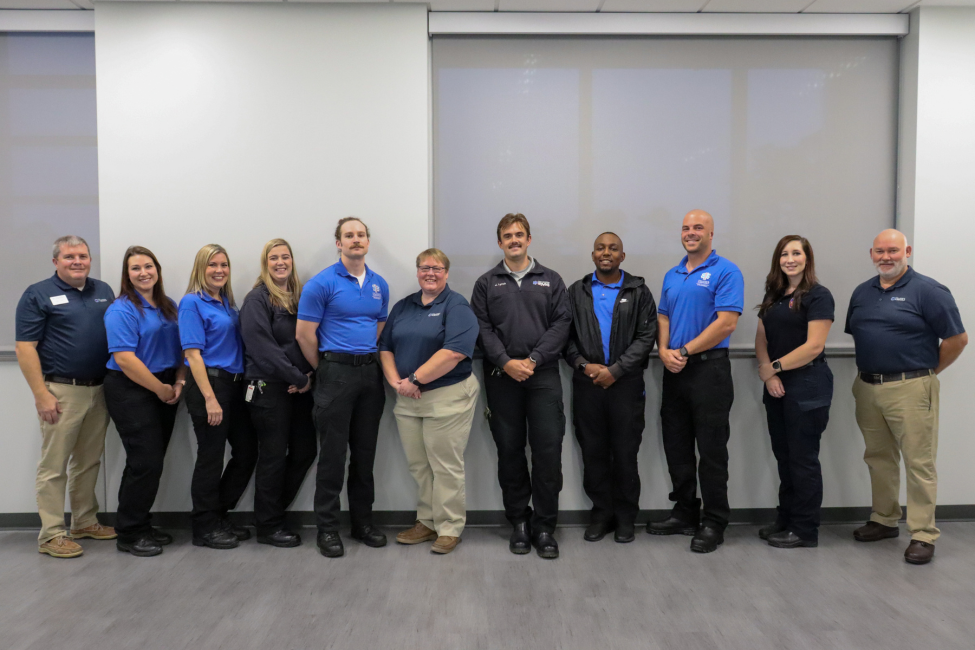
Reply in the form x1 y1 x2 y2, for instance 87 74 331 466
297 261 389 355
105 294 182 373
16 273 115 380
592 271 624 364
178 292 245 373
379 286 478 391
658 250 744 350
845 267 965 374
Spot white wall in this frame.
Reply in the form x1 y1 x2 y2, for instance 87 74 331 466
901 7 975 505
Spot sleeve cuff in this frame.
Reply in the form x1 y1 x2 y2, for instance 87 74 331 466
608 363 624 379
496 353 512 368
573 356 588 368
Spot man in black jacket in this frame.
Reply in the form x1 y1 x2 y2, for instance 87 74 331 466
470 213 571 559
565 232 657 544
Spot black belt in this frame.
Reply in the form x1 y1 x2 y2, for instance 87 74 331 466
685 348 729 364
45 374 103 387
207 367 244 382
790 357 827 371
859 369 933 385
106 368 178 382
320 351 376 366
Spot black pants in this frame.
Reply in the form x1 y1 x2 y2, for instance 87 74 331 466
103 370 178 544
184 375 258 537
660 356 734 530
247 383 317 535
764 389 830 542
572 373 646 526
483 363 565 534
312 359 385 532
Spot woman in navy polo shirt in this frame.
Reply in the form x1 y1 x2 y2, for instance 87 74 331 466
239 239 316 548
755 235 834 549
180 244 257 550
378 248 479 555
103 246 185 557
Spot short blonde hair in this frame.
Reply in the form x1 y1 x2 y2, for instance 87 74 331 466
186 243 235 306
255 238 302 314
416 248 450 272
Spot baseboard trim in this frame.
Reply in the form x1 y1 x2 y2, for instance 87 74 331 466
3 505 975 530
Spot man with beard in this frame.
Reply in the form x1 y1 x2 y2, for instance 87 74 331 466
846 229 966 565
471 213 571 559
648 210 743 554
565 232 657 543
297 217 390 558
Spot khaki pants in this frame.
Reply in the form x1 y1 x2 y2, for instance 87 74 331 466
852 373 940 543
36 382 110 543
393 375 479 538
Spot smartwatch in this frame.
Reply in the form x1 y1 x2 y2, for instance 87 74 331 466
679 346 689 358
409 372 422 386
771 360 782 372
528 355 538 365
578 362 587 373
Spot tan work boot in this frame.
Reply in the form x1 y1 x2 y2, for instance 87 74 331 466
431 536 461 555
70 523 117 540
396 521 438 545
39 535 84 558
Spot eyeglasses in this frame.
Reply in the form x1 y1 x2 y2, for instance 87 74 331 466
417 266 446 274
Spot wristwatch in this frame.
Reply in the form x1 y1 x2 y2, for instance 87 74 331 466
578 362 587 373
528 355 538 365
679 346 689 358
771 360 782 372
409 372 422 386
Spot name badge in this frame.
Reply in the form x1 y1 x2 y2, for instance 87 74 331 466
50 295 68 306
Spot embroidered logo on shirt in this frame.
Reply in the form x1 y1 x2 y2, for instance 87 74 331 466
371 284 382 300
619 298 628 303
429 312 441 317
789 298 795 309
891 297 906 302
696 272 711 288
94 298 109 303
495 282 506 287
533 280 550 287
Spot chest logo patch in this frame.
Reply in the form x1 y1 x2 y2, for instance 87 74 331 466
696 271 711 288
495 282 506 287
620 298 628 303
371 284 382 300
891 297 906 302
429 312 441 317
94 298 109 303
533 280 550 287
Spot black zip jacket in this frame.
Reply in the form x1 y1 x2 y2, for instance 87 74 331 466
470 259 571 370
239 283 312 388
564 271 657 379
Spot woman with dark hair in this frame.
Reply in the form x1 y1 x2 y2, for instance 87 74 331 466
180 244 257 550
103 246 186 557
239 239 316 548
755 235 834 549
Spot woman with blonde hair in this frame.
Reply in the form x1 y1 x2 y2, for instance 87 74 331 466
179 244 257 550
239 239 316 548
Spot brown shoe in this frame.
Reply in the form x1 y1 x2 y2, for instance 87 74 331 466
70 523 117 540
396 521 437 545
38 535 84 558
904 540 935 565
431 536 461 554
853 521 899 542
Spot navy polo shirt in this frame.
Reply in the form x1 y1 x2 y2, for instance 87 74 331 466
379 286 478 391
658 250 744 350
297 261 389 355
105 294 182 373
16 273 115 380
178 292 245 374
845 267 965 374
592 271 624 364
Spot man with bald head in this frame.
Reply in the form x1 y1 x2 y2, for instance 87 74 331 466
565 232 657 543
649 210 743 553
846 229 966 565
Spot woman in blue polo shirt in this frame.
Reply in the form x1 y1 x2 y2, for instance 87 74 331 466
180 244 257 550
755 235 834 549
239 239 316 548
103 246 185 557
378 248 479 555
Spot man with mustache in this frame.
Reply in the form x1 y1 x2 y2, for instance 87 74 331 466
297 217 390 558
846 229 966 565
565 232 657 544
15 235 117 558
470 213 571 559
649 209 743 554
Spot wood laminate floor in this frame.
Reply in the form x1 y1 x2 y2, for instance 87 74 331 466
2 522 974 650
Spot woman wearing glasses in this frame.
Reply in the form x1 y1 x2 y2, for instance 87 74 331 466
378 249 480 555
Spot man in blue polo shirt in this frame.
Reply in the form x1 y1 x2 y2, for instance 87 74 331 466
846 229 966 565
297 217 390 558
15 235 117 558
648 210 744 554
